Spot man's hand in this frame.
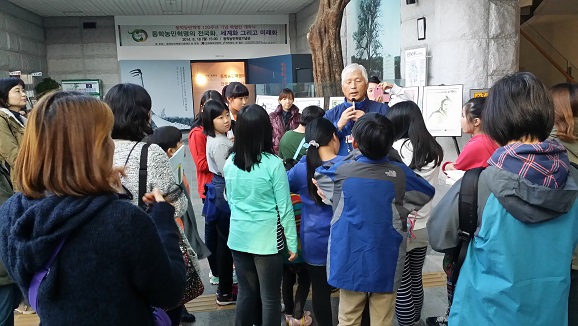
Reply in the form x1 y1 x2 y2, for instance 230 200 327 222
337 105 356 130
352 109 365 122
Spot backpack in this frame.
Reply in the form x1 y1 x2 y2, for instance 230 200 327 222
451 167 484 285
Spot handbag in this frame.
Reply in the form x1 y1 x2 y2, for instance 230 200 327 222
163 232 204 310
129 143 204 309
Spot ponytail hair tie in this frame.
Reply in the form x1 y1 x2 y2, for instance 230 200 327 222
308 140 320 148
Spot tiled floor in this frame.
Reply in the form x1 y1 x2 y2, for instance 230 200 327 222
15 134 452 325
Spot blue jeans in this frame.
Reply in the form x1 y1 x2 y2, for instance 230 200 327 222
0 284 21 326
232 250 283 326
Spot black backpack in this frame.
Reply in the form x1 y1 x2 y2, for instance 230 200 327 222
451 167 484 285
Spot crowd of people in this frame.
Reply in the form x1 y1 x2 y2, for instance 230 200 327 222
0 62 576 326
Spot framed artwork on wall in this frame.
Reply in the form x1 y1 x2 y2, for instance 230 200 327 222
417 17 426 40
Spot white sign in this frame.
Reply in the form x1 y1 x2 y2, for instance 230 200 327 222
61 80 102 98
31 72 43 77
404 47 427 87
9 71 21 76
423 85 463 137
293 98 325 112
169 145 186 184
329 97 344 109
255 95 279 115
119 24 287 47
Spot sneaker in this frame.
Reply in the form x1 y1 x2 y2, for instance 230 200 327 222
425 315 448 326
216 290 237 306
15 303 36 315
209 270 219 285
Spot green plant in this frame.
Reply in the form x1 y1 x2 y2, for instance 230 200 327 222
34 78 60 97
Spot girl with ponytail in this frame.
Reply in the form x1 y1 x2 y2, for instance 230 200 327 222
286 118 341 326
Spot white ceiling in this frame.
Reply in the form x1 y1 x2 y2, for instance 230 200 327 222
7 0 318 16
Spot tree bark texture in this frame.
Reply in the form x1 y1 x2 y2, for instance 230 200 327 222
308 0 351 101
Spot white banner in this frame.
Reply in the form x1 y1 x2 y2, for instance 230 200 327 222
119 24 286 47
404 47 427 87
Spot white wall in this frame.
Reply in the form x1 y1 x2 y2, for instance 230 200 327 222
290 0 319 54
400 0 519 161
0 0 47 78
44 16 119 94
115 15 291 61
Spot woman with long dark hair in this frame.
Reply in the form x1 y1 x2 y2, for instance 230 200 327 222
224 104 298 326
286 117 341 326
386 101 443 326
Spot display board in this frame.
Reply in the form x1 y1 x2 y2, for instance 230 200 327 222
255 95 279 115
119 60 193 129
293 97 324 112
404 47 427 87
119 24 287 47
422 85 463 137
329 97 344 109
61 80 103 99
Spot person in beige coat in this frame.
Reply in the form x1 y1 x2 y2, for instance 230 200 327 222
0 77 28 323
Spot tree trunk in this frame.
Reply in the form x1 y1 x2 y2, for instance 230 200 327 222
308 0 351 103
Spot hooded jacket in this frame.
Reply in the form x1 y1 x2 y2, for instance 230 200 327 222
270 104 301 154
0 193 185 326
428 140 578 326
315 152 435 293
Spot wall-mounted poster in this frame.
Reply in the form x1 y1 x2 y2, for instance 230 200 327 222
191 61 246 112
404 47 427 87
119 60 193 129
61 79 103 99
119 24 287 47
329 97 344 109
423 85 463 137
294 98 325 113
255 95 279 115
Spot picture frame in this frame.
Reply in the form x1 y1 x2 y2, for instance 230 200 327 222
294 97 325 112
417 17 426 41
329 96 344 109
422 84 464 137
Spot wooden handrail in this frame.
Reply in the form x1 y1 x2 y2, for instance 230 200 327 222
520 28 576 83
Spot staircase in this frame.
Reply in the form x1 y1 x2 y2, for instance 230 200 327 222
519 0 577 85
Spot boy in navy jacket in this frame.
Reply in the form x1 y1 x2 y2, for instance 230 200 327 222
315 113 435 326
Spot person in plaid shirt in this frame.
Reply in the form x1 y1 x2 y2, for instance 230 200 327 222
428 72 578 326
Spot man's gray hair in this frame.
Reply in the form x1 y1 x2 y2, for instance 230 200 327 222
341 63 368 85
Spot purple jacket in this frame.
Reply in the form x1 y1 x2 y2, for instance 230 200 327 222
270 105 301 154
